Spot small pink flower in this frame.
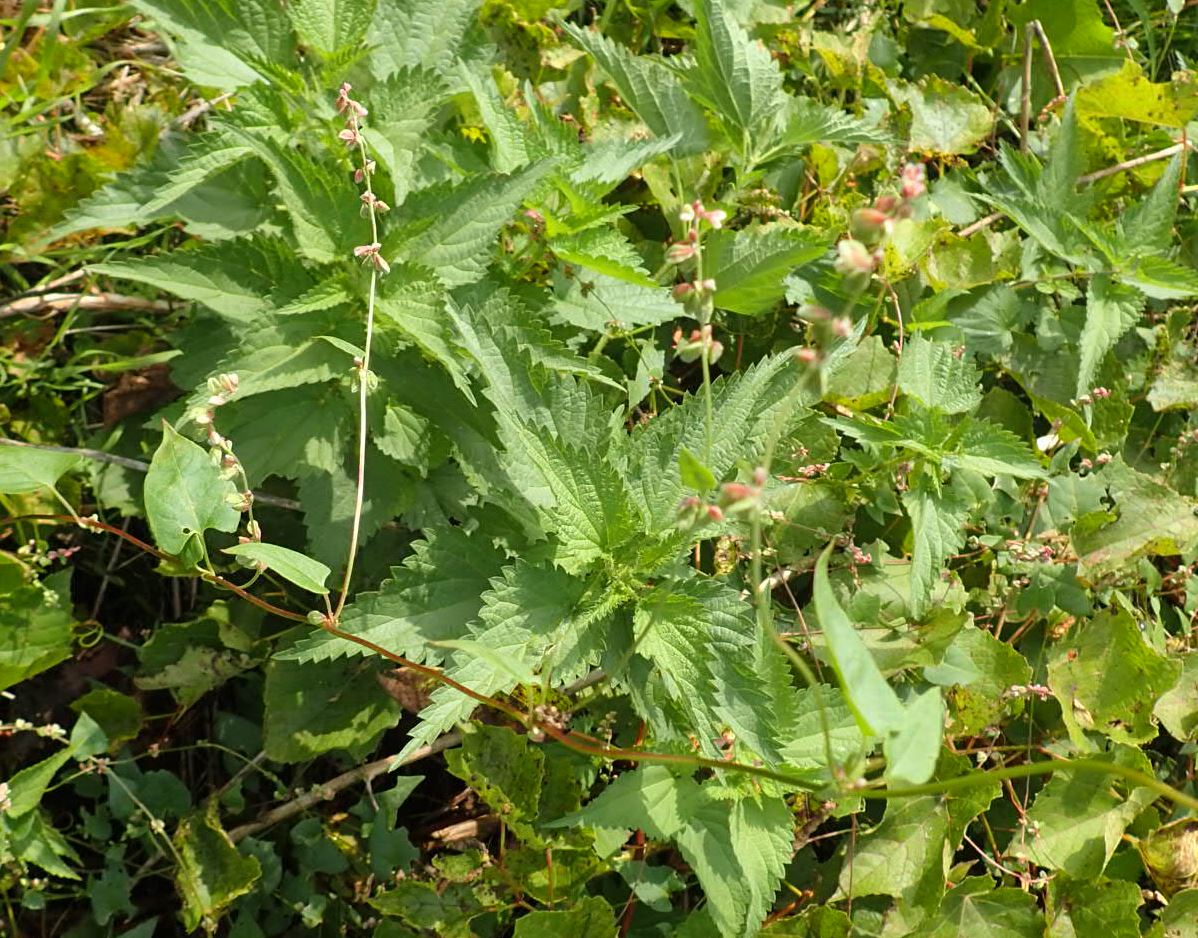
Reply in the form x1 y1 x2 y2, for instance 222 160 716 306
353 242 391 274
665 242 696 264
900 162 927 200
672 282 694 299
835 238 875 276
702 208 726 229
354 160 376 184
339 128 361 147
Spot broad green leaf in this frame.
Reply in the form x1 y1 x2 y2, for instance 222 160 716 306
1076 60 1198 128
277 527 502 664
385 164 553 286
287 0 375 56
902 475 970 619
678 447 716 492
935 626 1031 735
173 806 261 933
1008 746 1157 877
950 419 1044 479
560 22 708 155
1044 876 1143 938
144 423 241 560
921 877 1044 938
769 97 888 154
1046 608 1181 746
552 273 682 332
560 766 791 938
1120 153 1184 252
705 225 827 316
822 336 897 410
1154 651 1198 743
882 687 944 787
891 76 994 155
222 542 331 594
813 545 902 737
445 725 544 842
896 335 982 414
367 0 482 77
263 642 400 762
1077 276 1143 397
549 227 658 289
1072 458 1198 578
3 749 75 819
130 0 297 89
688 0 786 159
0 444 79 494
761 907 850 936
512 897 617 938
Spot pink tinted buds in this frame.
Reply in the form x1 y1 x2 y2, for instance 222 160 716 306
338 128 361 147
354 160 376 184
673 282 694 299
851 207 889 241
360 191 389 215
353 242 390 274
666 242 697 264
672 325 723 364
835 238 876 276
703 208 726 229
335 83 367 117
900 162 927 200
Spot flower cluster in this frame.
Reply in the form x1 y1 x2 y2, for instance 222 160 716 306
672 323 723 365
667 200 724 305
338 82 391 275
188 374 258 523
835 162 928 279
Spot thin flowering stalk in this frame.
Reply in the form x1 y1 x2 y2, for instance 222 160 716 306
333 82 386 622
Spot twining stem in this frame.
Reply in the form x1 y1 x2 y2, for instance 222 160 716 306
32 510 1198 815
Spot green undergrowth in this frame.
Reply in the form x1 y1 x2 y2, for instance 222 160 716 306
4 0 1198 936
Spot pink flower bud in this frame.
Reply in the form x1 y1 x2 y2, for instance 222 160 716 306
339 128 361 147
703 208 726 229
666 242 696 264
794 347 818 364
706 505 725 523
698 278 717 293
673 282 694 299
835 238 876 276
874 194 898 213
900 162 927 200
678 204 696 223
721 482 755 502
753 466 768 487
353 160 376 184
850 207 889 240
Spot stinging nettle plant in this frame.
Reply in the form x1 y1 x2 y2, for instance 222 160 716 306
5 0 1198 934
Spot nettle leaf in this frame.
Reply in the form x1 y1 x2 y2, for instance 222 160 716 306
896 335 982 415
1044 876 1143 938
144 423 241 561
552 272 683 332
91 236 314 325
385 163 553 286
560 766 792 938
1077 276 1143 397
130 0 298 90
902 474 970 619
276 527 504 664
1046 608 1181 746
264 634 400 762
1007 746 1157 877
364 67 448 206
367 0 482 78
687 0 785 159
287 0 375 56
560 22 709 155
949 419 1044 479
230 131 362 264
549 226 657 289
705 225 828 316
513 897 616 938
622 353 806 533
398 561 608 757
1119 153 1183 253
769 96 889 153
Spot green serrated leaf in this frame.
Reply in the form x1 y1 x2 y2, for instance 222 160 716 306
173 806 261 932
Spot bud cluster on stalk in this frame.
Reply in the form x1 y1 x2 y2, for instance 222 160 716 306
666 199 725 330
337 82 391 275
187 373 260 536
675 467 770 529
834 162 927 281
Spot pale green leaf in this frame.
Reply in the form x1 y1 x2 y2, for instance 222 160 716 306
892 76 994 156
222 542 331 594
173 807 261 932
705 224 827 316
901 476 969 619
0 572 75 693
1077 276 1143 397
367 0 482 77
0 444 79 494
287 0 375 55
144 423 241 559
896 336 982 414
922 877 1044 938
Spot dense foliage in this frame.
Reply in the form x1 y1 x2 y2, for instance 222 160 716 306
4 0 1198 935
